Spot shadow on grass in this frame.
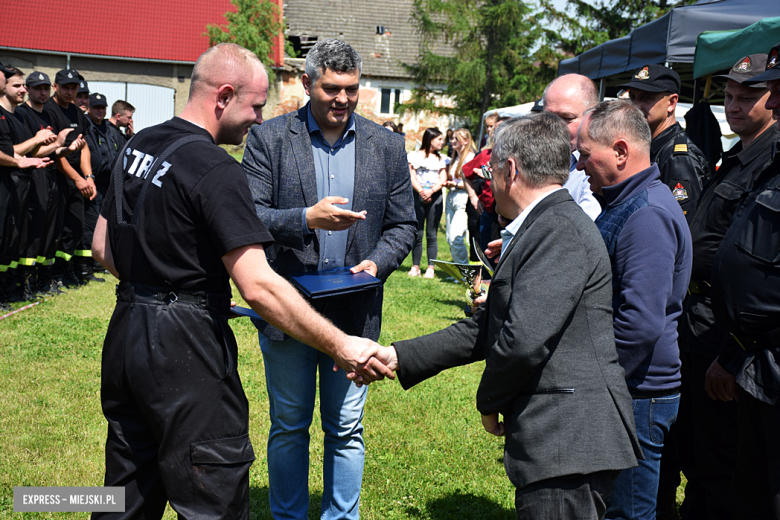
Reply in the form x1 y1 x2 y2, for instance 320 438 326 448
250 486 323 520
407 491 515 519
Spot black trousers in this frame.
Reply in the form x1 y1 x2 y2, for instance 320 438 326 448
731 387 780 520
24 169 51 264
10 170 32 265
515 470 620 520
94 283 254 520
412 190 443 267
0 171 18 269
56 175 84 261
466 199 480 261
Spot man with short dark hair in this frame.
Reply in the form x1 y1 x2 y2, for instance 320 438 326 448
243 38 416 519
43 68 95 287
577 100 692 520
108 99 134 143
365 112 642 518
619 65 710 222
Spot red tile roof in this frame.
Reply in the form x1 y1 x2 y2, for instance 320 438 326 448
0 0 248 63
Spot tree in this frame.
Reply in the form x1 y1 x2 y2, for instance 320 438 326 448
401 0 564 126
205 0 295 71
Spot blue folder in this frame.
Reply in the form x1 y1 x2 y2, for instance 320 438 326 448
290 266 382 299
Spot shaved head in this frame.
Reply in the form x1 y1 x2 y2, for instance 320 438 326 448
544 74 599 109
543 74 600 151
189 43 267 100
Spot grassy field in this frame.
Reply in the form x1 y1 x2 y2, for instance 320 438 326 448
0 233 523 519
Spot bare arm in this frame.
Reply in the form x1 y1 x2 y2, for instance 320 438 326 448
92 215 118 278
0 150 52 169
56 153 95 200
223 244 394 381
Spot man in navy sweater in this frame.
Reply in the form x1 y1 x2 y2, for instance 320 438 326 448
577 100 692 520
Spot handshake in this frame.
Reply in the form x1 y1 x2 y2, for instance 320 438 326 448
331 336 399 387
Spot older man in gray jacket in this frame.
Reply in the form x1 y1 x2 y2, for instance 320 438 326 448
360 112 642 519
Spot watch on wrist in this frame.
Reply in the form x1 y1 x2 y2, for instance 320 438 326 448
85 174 95 180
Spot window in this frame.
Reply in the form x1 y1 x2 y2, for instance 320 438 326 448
380 88 403 114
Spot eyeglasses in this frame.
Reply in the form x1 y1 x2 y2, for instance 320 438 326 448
481 164 493 180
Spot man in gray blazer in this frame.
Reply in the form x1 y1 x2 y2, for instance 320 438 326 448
358 112 641 519
242 39 415 520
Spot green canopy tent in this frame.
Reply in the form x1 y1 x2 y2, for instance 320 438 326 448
693 16 780 79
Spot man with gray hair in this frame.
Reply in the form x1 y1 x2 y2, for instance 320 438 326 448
577 100 692 520
542 73 602 220
359 111 642 519
242 39 416 519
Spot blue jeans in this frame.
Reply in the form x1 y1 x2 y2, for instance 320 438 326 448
259 333 368 520
606 394 680 520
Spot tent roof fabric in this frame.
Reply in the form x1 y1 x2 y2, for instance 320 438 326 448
693 16 780 78
558 0 780 80
0 0 239 63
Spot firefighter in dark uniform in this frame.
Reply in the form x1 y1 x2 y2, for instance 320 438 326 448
0 63 52 309
43 69 95 287
90 43 391 520
75 78 89 113
16 71 86 295
619 64 709 223
669 54 779 520
708 42 780 520
82 92 115 278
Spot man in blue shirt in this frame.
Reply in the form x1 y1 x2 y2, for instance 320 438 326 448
577 100 692 520
242 39 416 519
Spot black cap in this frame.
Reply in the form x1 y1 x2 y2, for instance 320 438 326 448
713 54 768 88
25 71 51 87
744 42 780 85
0 61 15 79
617 64 681 94
530 98 544 112
89 92 107 107
54 69 80 85
78 79 89 94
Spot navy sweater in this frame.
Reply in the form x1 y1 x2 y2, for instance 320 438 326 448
597 164 692 395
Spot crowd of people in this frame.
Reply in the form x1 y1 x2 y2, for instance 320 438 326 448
4 34 780 520
395 48 780 520
0 63 135 310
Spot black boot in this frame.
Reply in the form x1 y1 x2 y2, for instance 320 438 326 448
74 257 104 283
37 264 65 295
62 260 85 289
5 270 27 303
18 266 37 301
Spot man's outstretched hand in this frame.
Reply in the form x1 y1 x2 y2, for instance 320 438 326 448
332 337 396 386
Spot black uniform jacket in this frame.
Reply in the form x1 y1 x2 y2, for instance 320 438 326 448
712 145 780 406
652 122 710 223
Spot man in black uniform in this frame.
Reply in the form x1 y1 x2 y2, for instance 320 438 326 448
75 78 89 113
619 64 709 222
668 54 779 520
43 69 95 287
107 100 134 144
0 63 52 309
709 42 780 520
91 43 392 520
16 71 85 294
82 92 116 279
0 67 59 301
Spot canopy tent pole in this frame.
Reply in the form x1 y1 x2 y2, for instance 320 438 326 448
703 74 713 100
599 78 606 101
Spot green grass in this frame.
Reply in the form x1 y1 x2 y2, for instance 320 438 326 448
0 232 686 518
0 234 519 519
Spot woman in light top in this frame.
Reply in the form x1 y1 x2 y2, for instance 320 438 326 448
407 127 448 278
444 128 476 265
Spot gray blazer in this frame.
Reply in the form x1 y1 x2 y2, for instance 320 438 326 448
394 190 642 489
242 106 416 341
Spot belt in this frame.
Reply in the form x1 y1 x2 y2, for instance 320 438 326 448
732 327 780 351
688 280 710 296
115 282 230 314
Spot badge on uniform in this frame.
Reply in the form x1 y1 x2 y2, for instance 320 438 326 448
635 66 650 80
735 56 752 72
673 183 689 202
